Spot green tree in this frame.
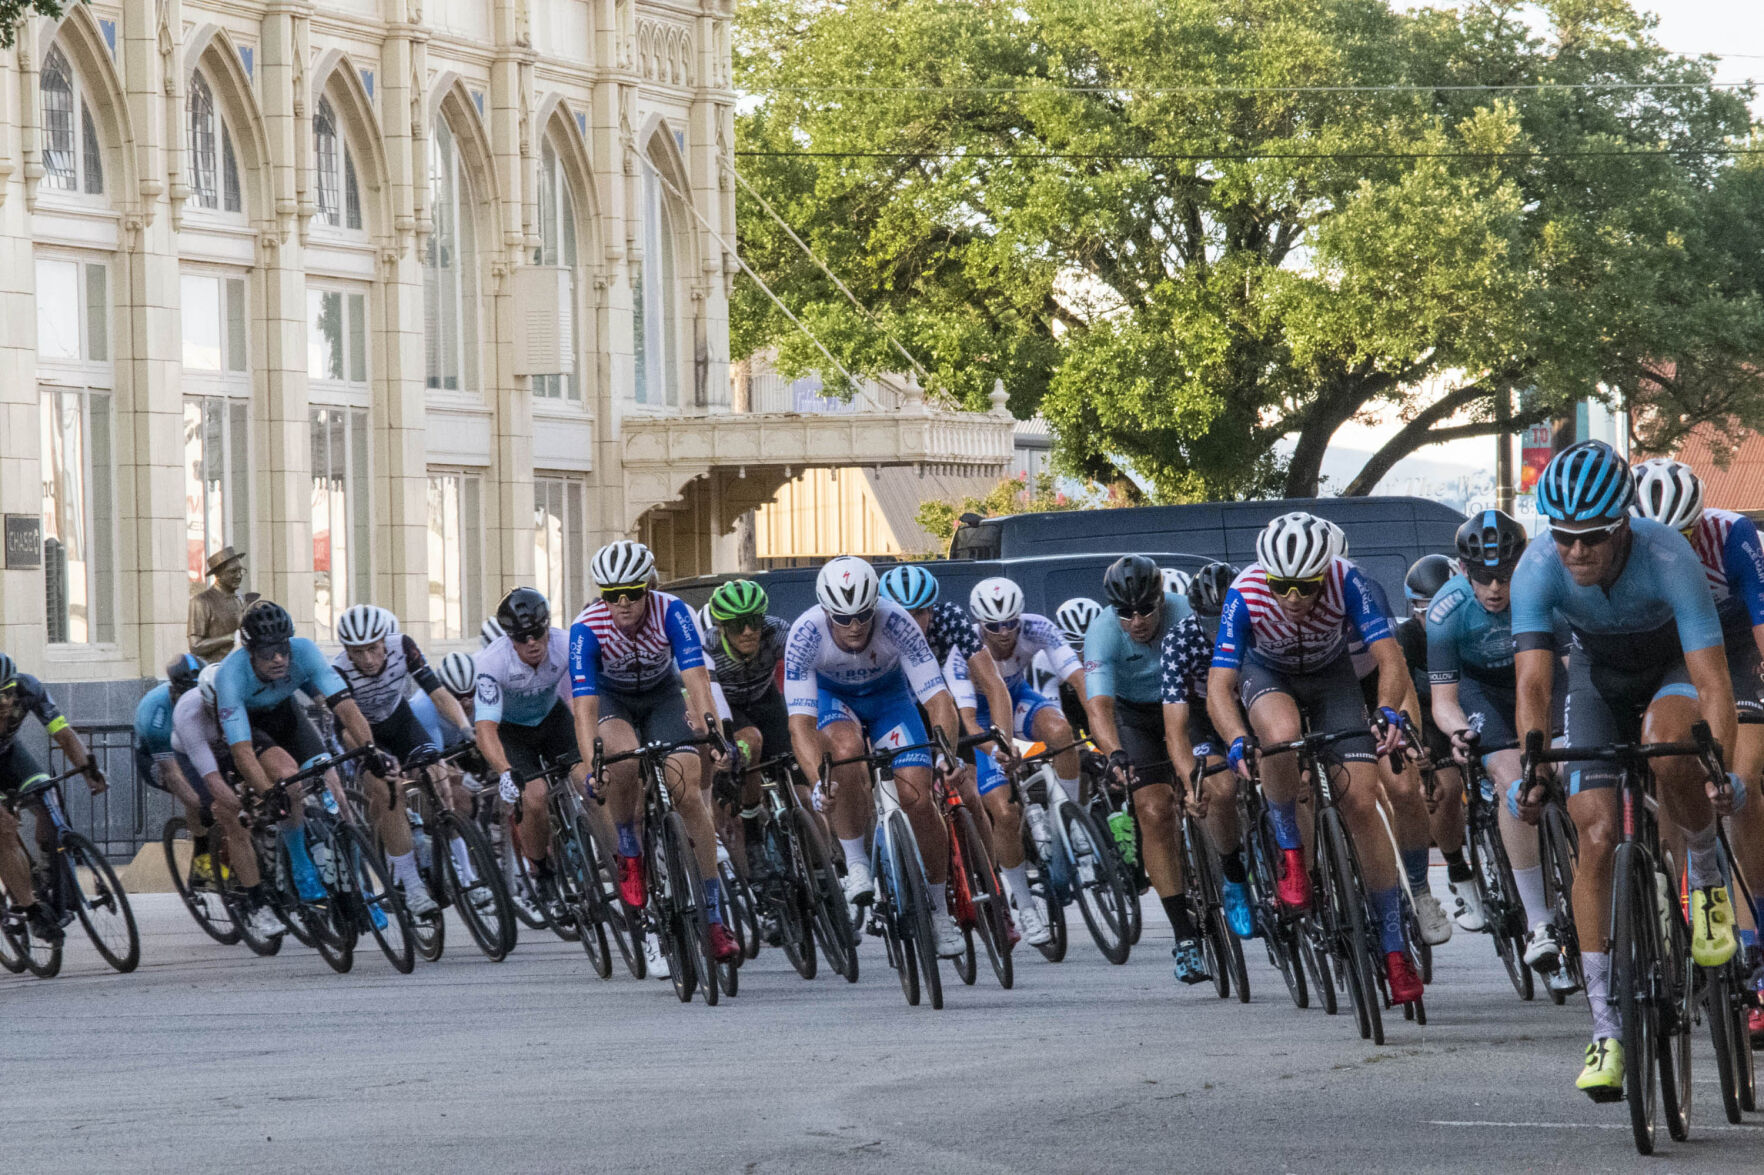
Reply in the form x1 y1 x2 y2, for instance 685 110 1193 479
3 1 78 46
914 470 1114 545
734 0 1761 499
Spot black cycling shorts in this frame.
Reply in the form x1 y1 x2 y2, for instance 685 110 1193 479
1724 633 1764 722
247 696 330 766
0 742 49 795
1185 703 1223 761
370 699 439 762
598 679 696 751
1113 698 1174 789
501 699 580 784
729 689 792 764
1239 653 1376 763
1562 654 1697 795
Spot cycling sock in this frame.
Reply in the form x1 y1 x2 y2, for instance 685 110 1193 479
389 851 423 893
839 836 869 870
1000 863 1033 911
930 881 949 915
1369 886 1407 954
1055 774 1081 805
702 877 723 925
1512 865 1548 927
448 837 476 884
1269 798 1303 851
1160 894 1198 940
1584 951 1619 1039
1401 847 1432 891
280 826 316 873
1443 849 1473 884
1684 821 1722 890
1219 848 1247 885
616 821 641 858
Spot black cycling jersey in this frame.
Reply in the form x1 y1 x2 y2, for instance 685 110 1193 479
702 615 789 709
0 673 67 753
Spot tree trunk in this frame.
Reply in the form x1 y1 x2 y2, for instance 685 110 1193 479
1282 377 1371 497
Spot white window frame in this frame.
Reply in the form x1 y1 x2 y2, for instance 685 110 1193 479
312 95 363 233
634 161 680 408
180 269 252 581
533 139 582 404
39 44 105 200
533 475 586 615
306 283 370 404
311 406 372 642
186 68 243 217
427 468 483 640
424 118 480 395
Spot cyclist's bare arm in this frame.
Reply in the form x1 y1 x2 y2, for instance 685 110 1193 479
475 719 513 778
1205 666 1246 748
1514 648 1555 748
788 712 823 784
1685 643 1738 768
1083 692 1123 757
431 686 468 732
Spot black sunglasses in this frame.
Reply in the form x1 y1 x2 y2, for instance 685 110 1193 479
1466 565 1513 586
828 607 875 627
600 585 648 605
1117 599 1160 618
1550 520 1623 549
510 627 549 645
721 614 765 633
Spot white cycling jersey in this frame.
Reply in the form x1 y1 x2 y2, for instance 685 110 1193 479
475 630 572 727
941 646 979 712
170 687 228 781
783 598 948 716
980 613 1082 690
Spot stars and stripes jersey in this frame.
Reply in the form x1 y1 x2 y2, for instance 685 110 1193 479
568 590 705 697
783 599 948 717
330 635 443 725
1158 613 1215 706
983 614 1082 691
942 645 979 712
475 629 572 728
925 602 984 664
1684 507 1764 638
1211 558 1393 676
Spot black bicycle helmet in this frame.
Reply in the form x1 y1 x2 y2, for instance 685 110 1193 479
1187 562 1239 618
1403 554 1456 605
495 586 551 636
1103 554 1163 612
1454 509 1529 572
166 652 204 697
238 600 296 650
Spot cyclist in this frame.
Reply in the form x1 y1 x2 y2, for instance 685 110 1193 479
880 564 1016 761
0 651 107 944
214 600 392 905
480 617 506 648
785 555 968 958
1399 554 1483 935
411 651 480 752
965 576 1090 947
1206 513 1426 1005
1158 567 1254 941
699 579 793 880
1053 597 1104 737
1427 509 1573 984
1511 440 1741 1099
171 664 284 940
134 653 213 877
1083 554 1220 986
1161 567 1192 598
330 604 482 915
568 541 739 964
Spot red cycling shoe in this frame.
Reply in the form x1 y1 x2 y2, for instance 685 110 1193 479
617 854 646 908
1277 847 1312 911
1386 950 1425 1004
709 922 742 963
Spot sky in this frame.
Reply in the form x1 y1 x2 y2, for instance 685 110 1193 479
1343 3 1764 491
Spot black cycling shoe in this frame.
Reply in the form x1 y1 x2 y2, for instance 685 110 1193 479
24 903 65 944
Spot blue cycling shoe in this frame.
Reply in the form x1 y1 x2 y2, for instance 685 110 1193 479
288 857 327 903
1221 880 1255 939
1172 937 1210 986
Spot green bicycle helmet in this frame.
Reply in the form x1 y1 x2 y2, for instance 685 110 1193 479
708 579 769 623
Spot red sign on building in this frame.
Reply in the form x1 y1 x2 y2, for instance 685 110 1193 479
1520 424 1553 493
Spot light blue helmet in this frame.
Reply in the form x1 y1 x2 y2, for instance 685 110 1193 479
879 564 940 610
1536 440 1634 523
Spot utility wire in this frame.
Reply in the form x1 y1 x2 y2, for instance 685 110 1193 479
738 146 1764 161
753 80 1758 95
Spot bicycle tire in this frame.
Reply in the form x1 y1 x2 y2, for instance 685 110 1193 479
1 896 59 978
1061 801 1131 965
311 896 356 974
1319 809 1382 1045
720 859 761 963
954 806 1013 990
944 817 978 987
1541 805 1583 1003
892 808 943 1011
1024 818 1068 963
1610 843 1660 1153
0 906 25 973
438 811 515 963
339 824 415 975
1708 963 1748 1124
163 817 240 945
411 871 445 963
794 808 857 982
1657 861 1693 1143
62 832 140 973
502 815 551 933
1468 817 1532 1001
877 832 919 1006
659 811 710 1004
767 819 817 979
1199 827 1250 1004
1246 809 1305 1008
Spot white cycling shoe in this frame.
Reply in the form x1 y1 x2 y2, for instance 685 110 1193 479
1014 902 1052 946
246 906 285 941
644 934 670 979
1448 878 1487 932
405 886 440 918
1524 921 1561 971
932 910 967 958
843 859 876 911
1412 891 1454 945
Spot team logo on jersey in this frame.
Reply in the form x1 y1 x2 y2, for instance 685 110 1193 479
478 679 502 705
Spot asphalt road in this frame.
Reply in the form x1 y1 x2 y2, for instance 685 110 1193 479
6 871 1763 1174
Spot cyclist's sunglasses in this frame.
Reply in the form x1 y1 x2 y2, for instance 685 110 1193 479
1550 519 1624 548
1466 564 1513 586
828 607 875 628
509 627 549 645
721 614 765 633
1266 574 1325 599
250 640 293 659
981 618 1021 634
600 584 648 605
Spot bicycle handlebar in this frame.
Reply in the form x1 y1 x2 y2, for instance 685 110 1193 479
1255 726 1378 761
592 713 730 780
271 743 377 793
0 764 90 811
1522 721 1725 793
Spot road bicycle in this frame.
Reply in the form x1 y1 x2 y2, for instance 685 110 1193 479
1008 740 1132 965
1455 735 1533 1001
743 753 857 982
1177 759 1249 1003
397 743 517 963
938 729 1013 990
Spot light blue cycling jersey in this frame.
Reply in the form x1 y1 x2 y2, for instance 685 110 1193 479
409 691 470 749
474 629 572 727
1084 591 1192 705
133 683 176 758
215 639 347 746
1425 574 1516 688
1511 517 1724 671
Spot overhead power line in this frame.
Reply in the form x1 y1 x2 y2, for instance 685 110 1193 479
738 146 1764 162
753 80 1758 95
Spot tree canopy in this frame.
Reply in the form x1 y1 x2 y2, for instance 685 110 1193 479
2 0 74 46
734 0 1764 499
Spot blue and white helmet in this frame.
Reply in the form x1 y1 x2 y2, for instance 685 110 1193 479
880 564 940 610
1536 440 1634 523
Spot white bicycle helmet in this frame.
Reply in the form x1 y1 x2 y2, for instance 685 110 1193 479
970 577 1025 624
816 555 880 617
437 651 477 698
1256 512 1336 580
1320 518 1348 558
1631 458 1705 531
591 540 656 588
479 616 505 647
1160 567 1193 598
336 603 396 647
1054 597 1103 647
197 663 222 712
696 601 715 637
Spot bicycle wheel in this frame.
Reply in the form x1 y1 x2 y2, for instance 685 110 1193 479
1542 806 1583 1004
1469 817 1532 1001
62 832 140 973
581 818 642 979
1024 819 1068 964
1247 811 1305 1009
1062 801 1130 965
1656 862 1693 1143
719 859 761 963
438 812 515 963
891 809 943 1011
411 863 446 963
1195 827 1249 1005
657 812 705 1003
0 904 24 973
550 810 611 978
0 896 59 978
339 824 415 975
944 820 978 987
877 834 919 1007
1611 843 1660 1153
1319 809 1382 1045
767 821 817 980
954 806 1013 990
795 808 857 982
163 817 240 945
1708 961 1752 1124
503 814 551 933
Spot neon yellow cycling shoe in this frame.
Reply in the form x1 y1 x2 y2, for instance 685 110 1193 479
1690 885 1738 968
1576 1038 1625 1103
190 852 215 886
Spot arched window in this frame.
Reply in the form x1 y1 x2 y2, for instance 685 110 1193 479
313 97 362 230
633 154 679 406
424 117 479 392
40 46 103 196
533 139 579 401
187 70 241 213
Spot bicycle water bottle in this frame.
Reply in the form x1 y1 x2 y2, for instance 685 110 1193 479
1025 804 1053 858
310 839 336 887
321 789 340 816
408 807 432 873
1108 810 1138 868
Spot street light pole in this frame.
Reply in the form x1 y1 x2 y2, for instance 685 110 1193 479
1495 386 1514 512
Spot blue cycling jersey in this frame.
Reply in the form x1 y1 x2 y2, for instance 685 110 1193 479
568 590 705 697
1685 508 1764 639
1083 592 1191 705
1425 574 1515 688
1510 517 1724 671
1212 559 1392 675
215 639 347 746
133 683 176 758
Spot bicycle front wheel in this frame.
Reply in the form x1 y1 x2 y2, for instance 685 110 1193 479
63 832 140 973
339 824 415 975
891 809 943 1011
1469 815 1532 1001
954 805 1012 990
1062 802 1130 964
1542 805 1583 1003
794 808 856 982
163 817 240 945
1319 810 1381 1045
438 811 515 963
